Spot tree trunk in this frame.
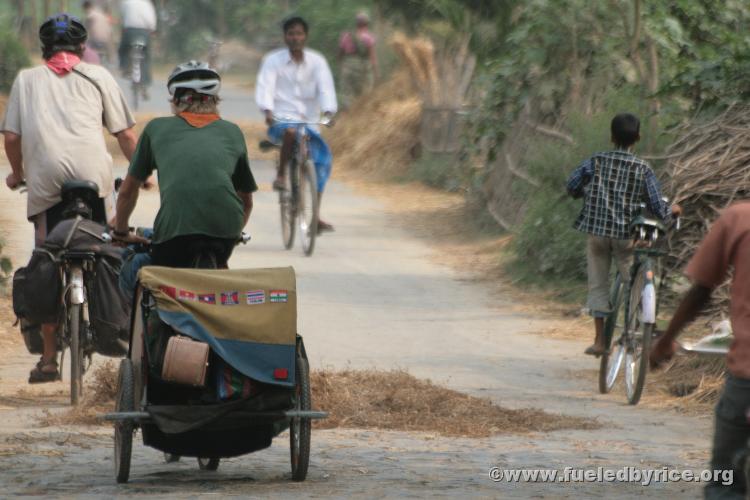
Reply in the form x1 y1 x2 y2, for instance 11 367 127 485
44 0 52 18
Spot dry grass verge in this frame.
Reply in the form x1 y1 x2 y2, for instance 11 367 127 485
41 364 598 436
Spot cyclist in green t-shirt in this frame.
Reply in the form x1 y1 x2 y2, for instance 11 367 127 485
114 61 257 281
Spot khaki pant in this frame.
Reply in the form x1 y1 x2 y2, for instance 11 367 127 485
586 235 632 316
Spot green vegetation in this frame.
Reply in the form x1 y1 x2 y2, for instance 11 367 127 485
0 22 30 93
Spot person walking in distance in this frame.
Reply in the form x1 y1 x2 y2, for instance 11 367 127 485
337 11 378 110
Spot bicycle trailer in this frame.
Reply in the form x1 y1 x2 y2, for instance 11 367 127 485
104 266 326 483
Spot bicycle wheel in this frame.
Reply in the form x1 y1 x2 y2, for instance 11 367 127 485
298 159 319 256
625 265 653 405
599 274 624 394
280 160 296 250
69 304 84 406
114 358 134 483
290 351 311 481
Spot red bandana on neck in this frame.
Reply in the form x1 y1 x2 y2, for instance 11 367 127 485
178 112 221 128
46 51 81 75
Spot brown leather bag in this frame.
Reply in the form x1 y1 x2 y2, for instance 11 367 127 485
161 335 210 387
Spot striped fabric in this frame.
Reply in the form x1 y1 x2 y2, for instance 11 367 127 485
567 151 671 239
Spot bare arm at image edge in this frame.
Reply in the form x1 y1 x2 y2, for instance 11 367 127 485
238 191 253 227
114 174 142 234
115 127 137 161
3 132 24 187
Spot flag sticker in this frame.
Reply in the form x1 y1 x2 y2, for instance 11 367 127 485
178 290 197 301
269 290 288 303
221 291 239 305
159 285 177 299
246 290 265 305
198 293 216 304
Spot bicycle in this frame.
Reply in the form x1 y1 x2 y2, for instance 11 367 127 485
15 181 111 405
598 205 680 405
128 35 148 110
259 117 332 256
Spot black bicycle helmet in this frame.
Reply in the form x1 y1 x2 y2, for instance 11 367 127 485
39 13 88 50
167 60 221 97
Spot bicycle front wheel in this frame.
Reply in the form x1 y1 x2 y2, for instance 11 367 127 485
69 304 84 405
299 159 319 256
624 265 653 405
280 161 296 250
599 274 624 394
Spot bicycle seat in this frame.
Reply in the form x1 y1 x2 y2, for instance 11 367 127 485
185 239 229 268
62 180 100 203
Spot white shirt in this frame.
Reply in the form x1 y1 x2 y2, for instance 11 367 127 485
121 0 157 31
1 63 135 217
255 48 337 122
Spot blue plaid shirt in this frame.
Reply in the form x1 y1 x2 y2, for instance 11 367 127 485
567 150 671 239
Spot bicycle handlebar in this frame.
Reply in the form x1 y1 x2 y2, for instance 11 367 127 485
271 115 334 127
106 230 251 247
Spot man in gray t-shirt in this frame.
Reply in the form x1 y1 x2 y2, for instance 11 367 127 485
1 13 137 383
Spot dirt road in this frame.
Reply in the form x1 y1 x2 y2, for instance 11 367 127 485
0 152 713 497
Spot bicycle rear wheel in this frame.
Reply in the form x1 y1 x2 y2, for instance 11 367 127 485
599 274 624 394
299 159 319 256
624 265 652 405
69 304 84 406
280 161 296 250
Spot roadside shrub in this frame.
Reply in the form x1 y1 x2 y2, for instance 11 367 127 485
409 151 464 191
0 29 30 93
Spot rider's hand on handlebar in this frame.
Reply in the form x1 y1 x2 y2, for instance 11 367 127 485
110 229 150 247
323 111 336 127
670 204 682 216
6 172 23 190
264 110 274 127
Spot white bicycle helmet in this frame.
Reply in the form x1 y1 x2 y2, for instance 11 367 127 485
167 60 221 97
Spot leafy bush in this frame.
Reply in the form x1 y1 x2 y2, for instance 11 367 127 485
409 151 464 191
0 29 30 93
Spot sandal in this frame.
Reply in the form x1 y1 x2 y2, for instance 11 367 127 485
28 358 60 384
317 220 335 235
584 344 609 357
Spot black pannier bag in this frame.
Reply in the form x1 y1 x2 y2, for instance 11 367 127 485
12 248 62 325
12 218 131 357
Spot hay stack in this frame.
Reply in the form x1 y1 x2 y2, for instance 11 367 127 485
328 69 422 178
665 105 750 312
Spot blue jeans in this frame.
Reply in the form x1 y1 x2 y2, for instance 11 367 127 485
705 375 750 499
268 123 333 192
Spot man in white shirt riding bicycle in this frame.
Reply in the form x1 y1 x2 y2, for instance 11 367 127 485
118 0 156 89
255 15 338 233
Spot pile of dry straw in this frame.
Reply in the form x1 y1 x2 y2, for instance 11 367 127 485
39 364 597 437
330 32 472 177
666 105 750 312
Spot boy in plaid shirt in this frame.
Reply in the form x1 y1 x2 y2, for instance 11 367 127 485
567 113 680 356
